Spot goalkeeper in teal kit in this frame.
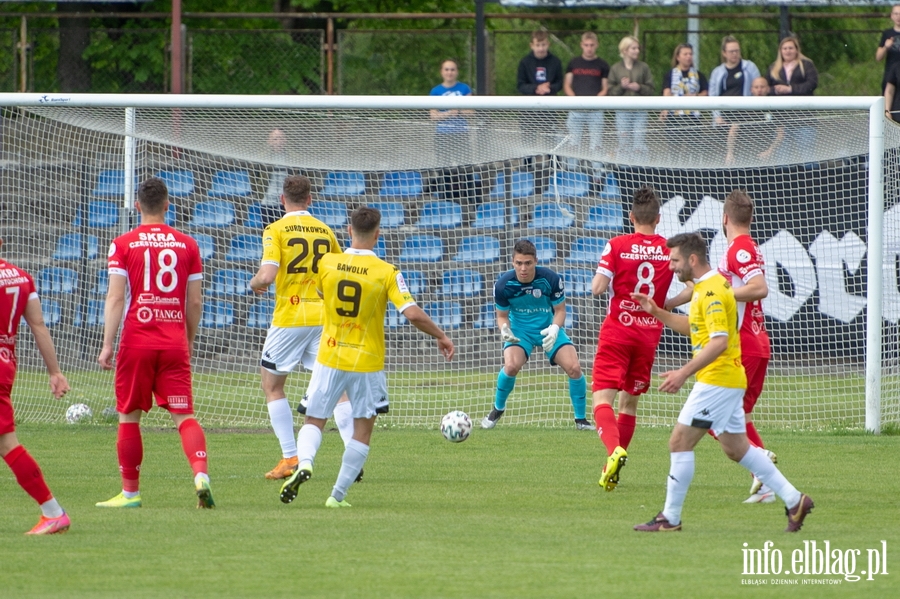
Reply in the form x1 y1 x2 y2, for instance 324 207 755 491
481 239 591 430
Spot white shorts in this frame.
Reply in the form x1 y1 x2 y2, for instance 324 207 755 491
260 326 321 375
305 362 389 420
677 382 746 436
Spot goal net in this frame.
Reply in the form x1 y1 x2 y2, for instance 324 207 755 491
2 94 897 431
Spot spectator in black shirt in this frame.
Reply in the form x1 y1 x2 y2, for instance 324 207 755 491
563 31 610 153
876 5 900 92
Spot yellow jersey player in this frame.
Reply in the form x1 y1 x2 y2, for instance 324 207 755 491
250 175 351 481
630 232 813 533
279 206 454 508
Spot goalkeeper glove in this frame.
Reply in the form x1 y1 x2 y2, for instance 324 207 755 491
540 324 560 353
500 324 520 344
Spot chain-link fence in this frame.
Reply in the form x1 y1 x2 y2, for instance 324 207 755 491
188 29 323 95
337 30 473 95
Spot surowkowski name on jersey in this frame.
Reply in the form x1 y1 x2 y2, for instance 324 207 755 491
282 224 331 234
618 244 670 261
126 232 188 249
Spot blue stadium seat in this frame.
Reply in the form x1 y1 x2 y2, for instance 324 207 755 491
566 237 608 264
165 203 176 226
247 299 274 328
453 235 501 263
440 269 483 297
527 236 557 262
473 201 518 229
565 304 577 328
529 202 575 229
191 234 215 261
245 203 265 229
488 172 506 200
83 299 105 326
562 269 594 297
53 234 98 261
379 171 423 199
424 301 462 329
398 235 443 262
190 200 236 228
37 267 77 295
511 171 535 198
322 171 365 197
310 201 348 228
372 236 387 259
368 202 405 228
543 171 590 199
91 170 135 198
597 172 621 201
77 200 119 228
156 170 195 198
401 270 427 296
40 299 61 327
92 270 109 296
208 170 251 198
416 201 462 229
473 304 496 330
225 234 263 262
201 300 235 328
385 305 408 329
210 269 254 296
585 203 624 231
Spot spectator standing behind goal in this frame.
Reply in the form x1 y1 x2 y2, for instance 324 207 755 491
884 63 900 122
481 239 590 431
0 241 71 534
279 207 454 508
249 175 355 482
709 36 761 126
608 36 654 162
563 32 610 153
876 5 900 92
766 36 818 163
660 43 707 158
590 187 674 492
631 233 813 533
725 77 784 165
517 30 563 97
97 177 214 510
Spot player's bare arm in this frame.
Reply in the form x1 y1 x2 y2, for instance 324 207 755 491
98 273 127 370
591 272 610 296
23 297 69 399
249 263 278 294
185 279 202 357
631 292 690 336
664 283 693 310
659 335 728 393
402 305 455 361
732 272 768 303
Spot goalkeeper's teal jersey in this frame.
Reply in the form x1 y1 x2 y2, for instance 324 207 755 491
493 267 565 332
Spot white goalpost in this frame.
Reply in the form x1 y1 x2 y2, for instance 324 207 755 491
0 92 896 432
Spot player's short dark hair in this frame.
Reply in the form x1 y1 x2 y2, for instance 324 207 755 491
137 177 168 215
631 185 660 225
667 232 708 266
725 189 754 227
350 206 381 235
513 239 537 259
283 175 311 205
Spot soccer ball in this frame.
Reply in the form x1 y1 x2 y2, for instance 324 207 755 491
440 410 472 443
65 403 93 424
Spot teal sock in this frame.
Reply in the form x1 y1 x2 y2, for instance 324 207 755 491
495 370 516 411
569 375 586 420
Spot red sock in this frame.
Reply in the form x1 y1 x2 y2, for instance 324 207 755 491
117 422 143 492
616 413 637 450
593 404 620 455
3 444 52 504
746 422 764 448
178 418 208 476
706 429 719 441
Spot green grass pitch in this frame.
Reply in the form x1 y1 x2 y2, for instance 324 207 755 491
2 424 898 598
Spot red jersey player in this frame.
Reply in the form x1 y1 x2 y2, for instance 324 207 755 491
666 189 776 504
591 186 674 491
96 177 214 509
0 241 71 534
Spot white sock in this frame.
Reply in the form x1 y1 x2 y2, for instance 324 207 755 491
662 451 695 525
331 439 369 502
194 472 210 486
296 424 323 469
123 490 140 499
40 498 64 518
739 446 801 508
333 401 354 448
267 398 297 458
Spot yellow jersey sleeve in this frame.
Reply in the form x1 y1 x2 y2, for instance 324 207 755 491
316 251 415 373
264 213 341 328
689 274 747 389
